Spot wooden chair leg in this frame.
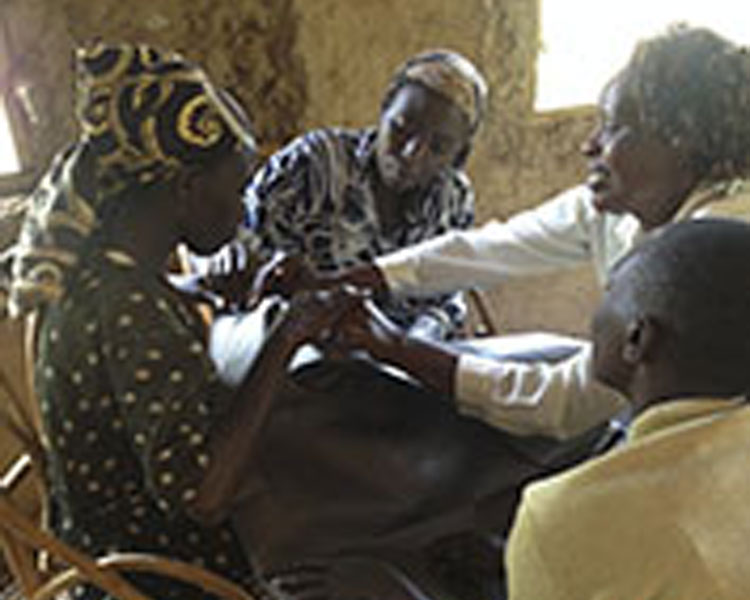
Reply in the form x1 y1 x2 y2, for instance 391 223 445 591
0 496 151 600
467 288 499 337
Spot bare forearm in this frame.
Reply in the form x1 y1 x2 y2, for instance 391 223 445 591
192 322 299 523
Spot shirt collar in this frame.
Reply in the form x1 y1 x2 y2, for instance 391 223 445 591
674 177 750 222
612 211 643 254
354 127 378 172
629 396 746 442
614 177 750 256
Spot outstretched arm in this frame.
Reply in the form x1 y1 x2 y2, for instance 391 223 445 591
334 300 627 440
250 186 604 310
376 185 603 298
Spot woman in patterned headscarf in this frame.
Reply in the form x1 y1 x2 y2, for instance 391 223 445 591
10 42 349 600
229 49 488 344
10 42 257 314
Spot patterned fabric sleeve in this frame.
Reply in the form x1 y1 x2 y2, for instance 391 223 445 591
447 171 475 232
101 282 234 516
245 132 331 261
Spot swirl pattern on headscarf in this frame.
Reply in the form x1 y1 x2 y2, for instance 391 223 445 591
6 42 255 316
385 49 488 135
76 42 255 201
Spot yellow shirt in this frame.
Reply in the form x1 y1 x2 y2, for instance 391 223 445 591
506 397 750 600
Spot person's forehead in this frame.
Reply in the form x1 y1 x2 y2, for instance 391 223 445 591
389 82 444 111
599 77 639 122
387 83 470 132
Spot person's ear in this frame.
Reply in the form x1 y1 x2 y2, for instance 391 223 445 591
622 315 658 365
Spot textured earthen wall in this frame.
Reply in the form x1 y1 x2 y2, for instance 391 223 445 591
1 0 600 337
0 0 307 169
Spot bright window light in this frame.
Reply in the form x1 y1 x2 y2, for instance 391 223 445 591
536 1 750 110
0 95 19 175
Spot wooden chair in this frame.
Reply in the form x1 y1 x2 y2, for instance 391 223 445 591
466 288 499 337
0 315 258 600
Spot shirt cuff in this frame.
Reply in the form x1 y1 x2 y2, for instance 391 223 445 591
375 249 421 296
455 352 515 412
454 346 628 439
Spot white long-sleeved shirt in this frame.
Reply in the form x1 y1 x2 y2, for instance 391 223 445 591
378 185 638 292
376 183 750 439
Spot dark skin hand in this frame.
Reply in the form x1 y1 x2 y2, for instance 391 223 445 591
247 252 389 310
329 297 458 399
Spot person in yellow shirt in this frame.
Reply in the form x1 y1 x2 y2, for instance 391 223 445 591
506 218 750 599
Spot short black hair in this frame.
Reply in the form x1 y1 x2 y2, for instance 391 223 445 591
617 219 750 393
610 24 750 182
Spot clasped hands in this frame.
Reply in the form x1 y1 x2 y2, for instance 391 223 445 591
199 248 401 359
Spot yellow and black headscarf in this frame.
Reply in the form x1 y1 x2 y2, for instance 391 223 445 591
6 42 255 316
